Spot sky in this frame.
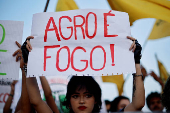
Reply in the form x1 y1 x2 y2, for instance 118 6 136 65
0 0 170 112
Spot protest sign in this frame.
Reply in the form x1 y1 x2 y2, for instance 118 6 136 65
11 80 21 112
0 83 11 109
0 20 23 79
27 9 135 76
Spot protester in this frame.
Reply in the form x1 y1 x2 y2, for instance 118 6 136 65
105 100 111 112
141 66 165 112
146 92 164 112
3 80 17 113
12 35 145 113
13 40 58 113
162 76 170 112
109 96 130 112
63 76 102 113
12 41 35 113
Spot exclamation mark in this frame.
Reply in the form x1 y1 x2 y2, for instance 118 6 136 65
110 44 115 66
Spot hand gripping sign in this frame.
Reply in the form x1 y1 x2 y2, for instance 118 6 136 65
0 20 23 79
27 9 136 76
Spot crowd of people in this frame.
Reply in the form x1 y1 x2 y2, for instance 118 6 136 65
2 35 170 113
103 69 170 113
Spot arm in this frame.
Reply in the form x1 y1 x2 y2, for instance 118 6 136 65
15 69 34 113
3 81 17 113
13 41 34 113
150 71 164 89
21 36 52 113
124 37 145 111
19 69 33 113
26 77 52 113
125 64 145 111
40 76 60 113
141 65 148 80
14 98 21 113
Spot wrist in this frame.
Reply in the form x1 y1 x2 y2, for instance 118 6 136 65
135 61 140 64
9 94 14 97
21 64 27 73
132 73 143 80
10 90 14 95
9 91 14 97
135 56 141 64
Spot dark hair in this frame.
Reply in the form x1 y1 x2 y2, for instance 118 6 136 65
146 92 161 109
109 96 129 112
63 76 102 113
162 77 170 111
105 100 111 105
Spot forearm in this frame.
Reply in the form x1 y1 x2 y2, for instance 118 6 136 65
26 76 53 113
125 64 145 111
40 76 52 97
26 76 42 106
3 91 14 113
132 64 145 110
40 76 60 113
46 96 60 113
14 98 21 113
21 69 32 112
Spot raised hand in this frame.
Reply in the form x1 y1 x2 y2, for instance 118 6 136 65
12 41 24 68
150 71 164 89
127 36 142 64
10 80 18 93
141 65 148 80
21 36 34 63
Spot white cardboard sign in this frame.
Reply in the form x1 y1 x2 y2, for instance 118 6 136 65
0 84 11 109
28 9 135 76
0 20 23 79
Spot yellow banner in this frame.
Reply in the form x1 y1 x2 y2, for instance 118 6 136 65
157 59 169 85
55 0 78 12
107 0 170 25
148 19 170 40
102 74 124 95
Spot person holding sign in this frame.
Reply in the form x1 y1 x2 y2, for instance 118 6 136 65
14 38 59 113
12 41 35 113
13 34 144 113
59 36 144 112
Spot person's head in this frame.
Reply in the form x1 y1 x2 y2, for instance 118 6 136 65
63 76 102 113
162 76 170 112
109 96 130 112
105 100 111 112
146 92 164 111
